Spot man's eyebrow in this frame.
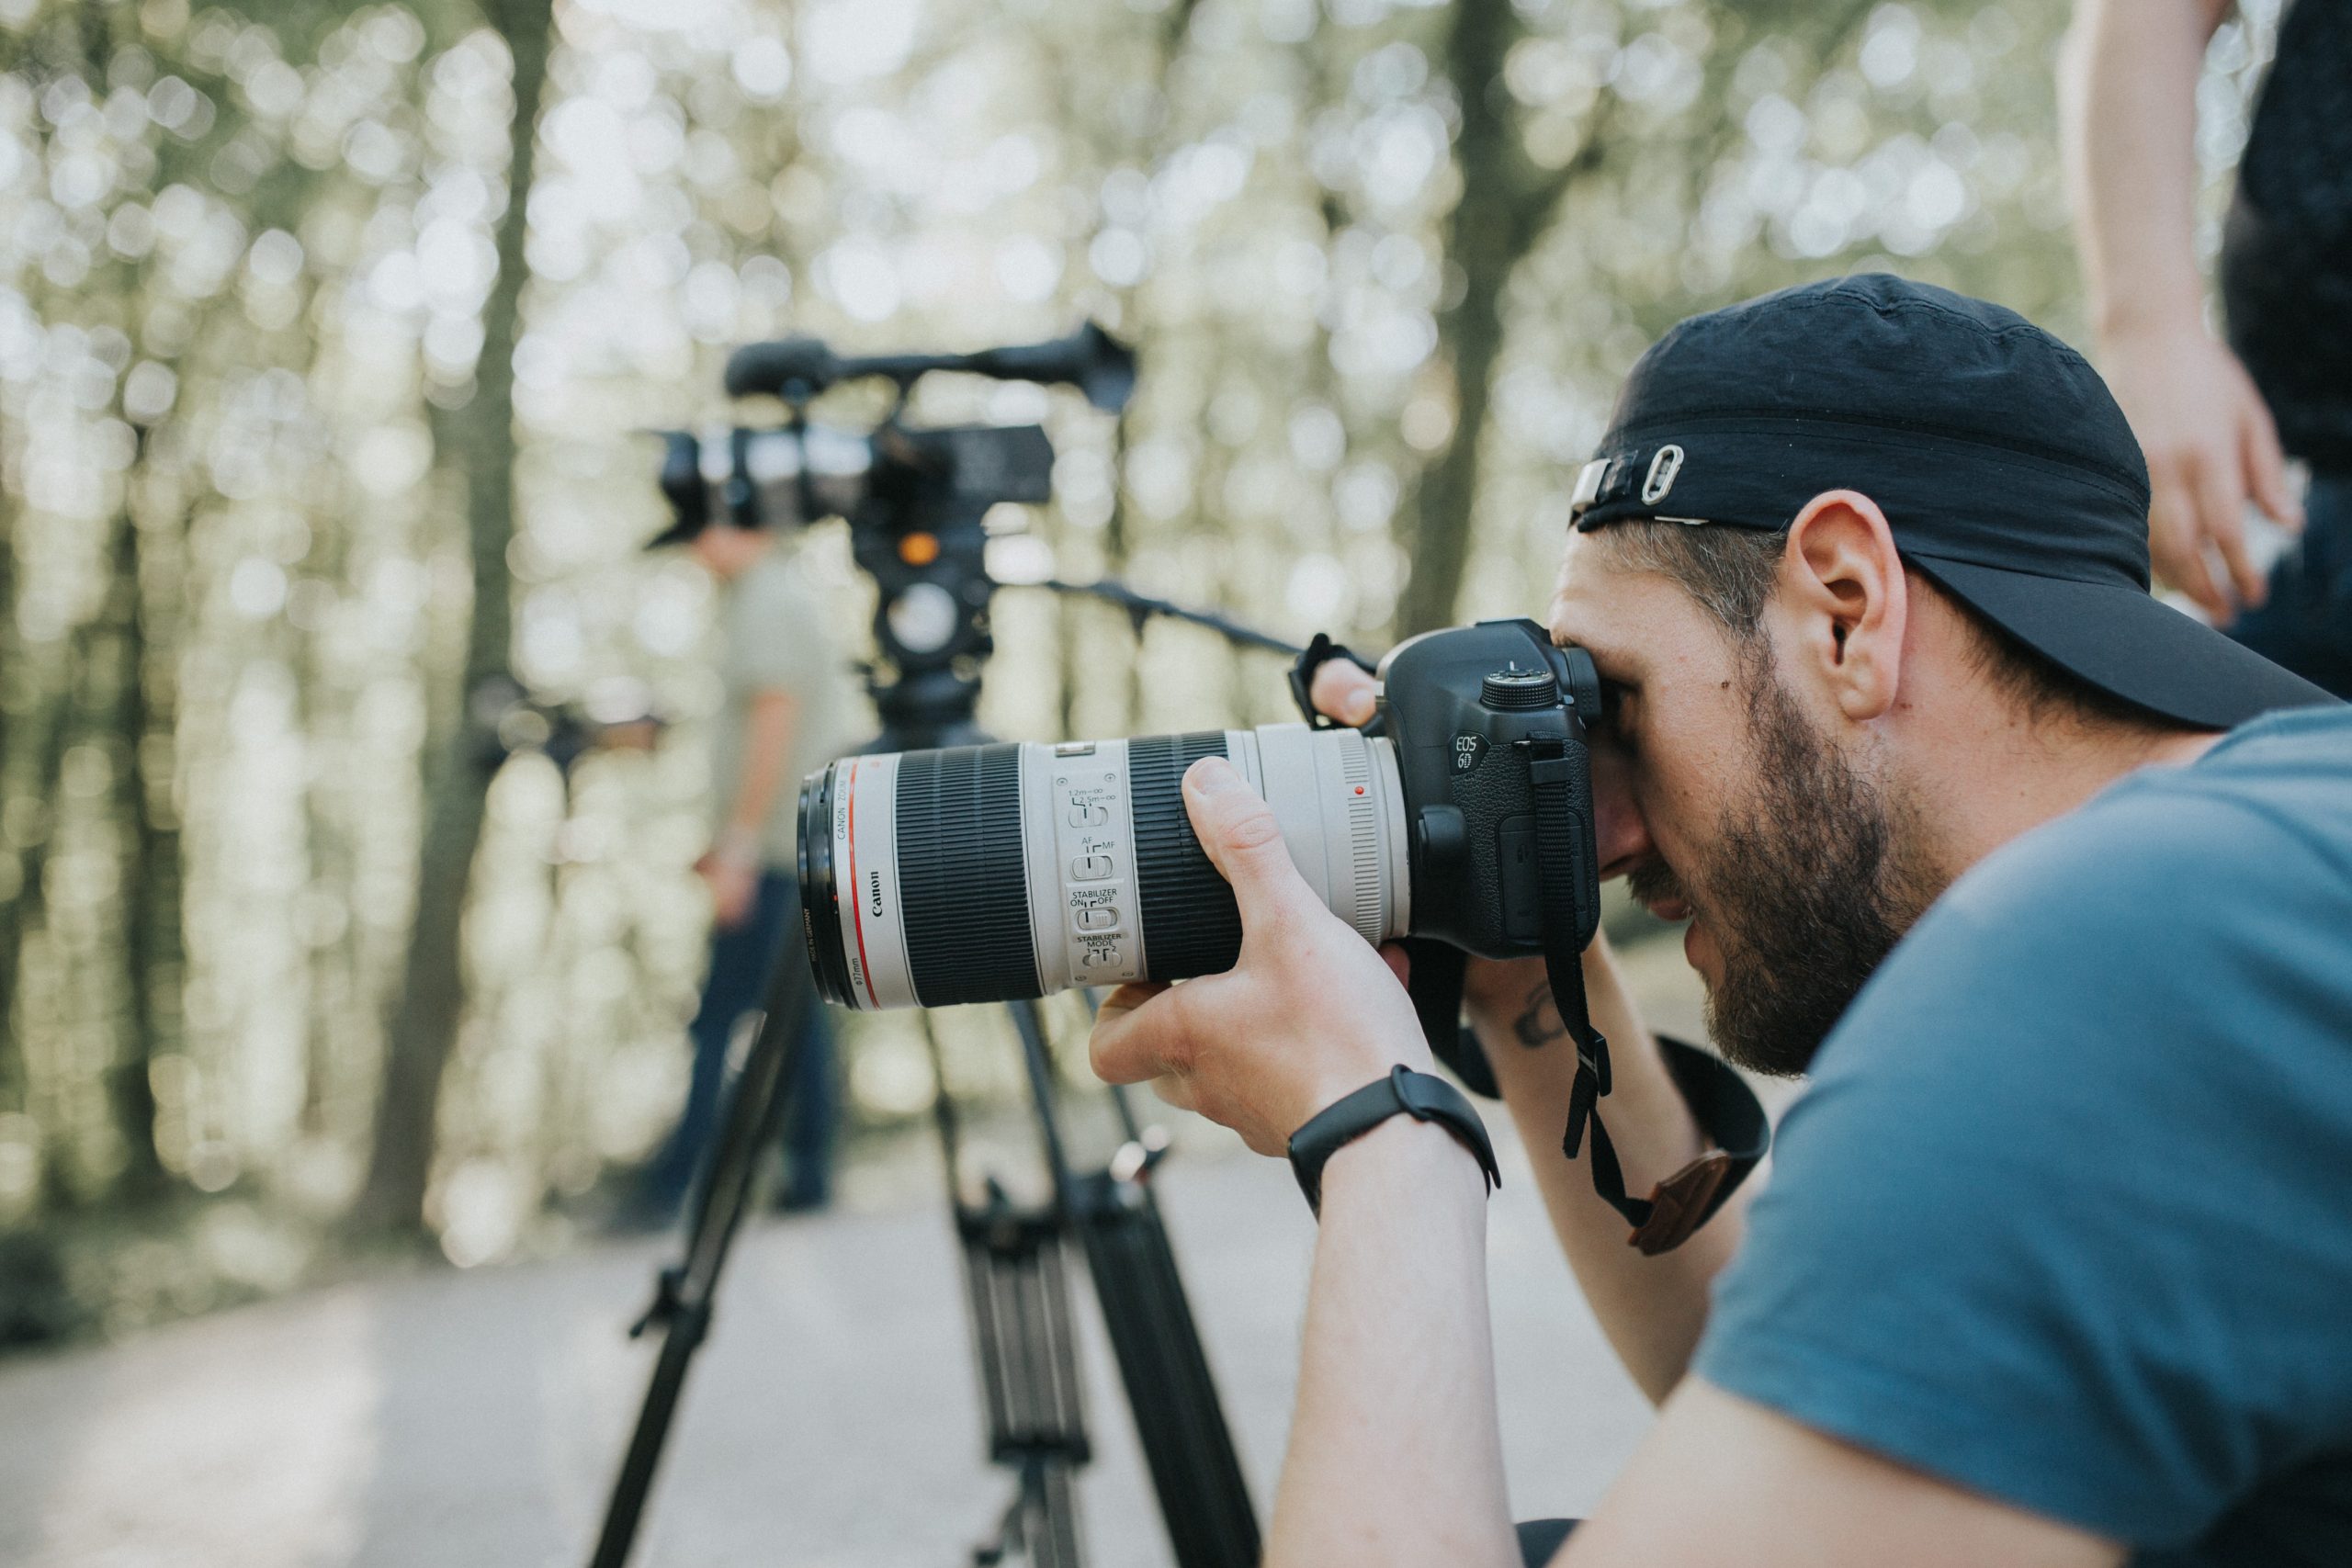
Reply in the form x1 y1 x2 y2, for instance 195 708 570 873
1555 626 1638 679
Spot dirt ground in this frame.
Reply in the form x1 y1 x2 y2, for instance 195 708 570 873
0 942 1716 1568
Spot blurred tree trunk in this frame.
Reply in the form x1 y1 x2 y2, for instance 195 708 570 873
1395 0 1879 638
103 426 168 1201
0 501 25 1115
1394 4 1596 637
356 0 553 1236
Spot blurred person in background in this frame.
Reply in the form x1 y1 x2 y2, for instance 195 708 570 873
2064 0 2352 696
632 514 856 1224
1091 277 2347 1566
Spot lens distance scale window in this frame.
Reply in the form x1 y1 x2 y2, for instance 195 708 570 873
1043 741 1146 987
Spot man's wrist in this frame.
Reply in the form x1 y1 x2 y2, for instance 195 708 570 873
2092 289 2207 347
1290 1065 1498 1214
1316 1111 1492 1211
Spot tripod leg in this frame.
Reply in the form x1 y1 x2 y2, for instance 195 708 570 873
1011 998 1261 1568
587 948 811 1568
975 1456 1083 1568
1032 1456 1083 1568
1073 1169 1261 1568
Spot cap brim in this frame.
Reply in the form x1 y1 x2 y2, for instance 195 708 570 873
1909 556 2339 730
644 516 701 550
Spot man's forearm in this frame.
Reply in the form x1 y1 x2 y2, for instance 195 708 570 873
2061 0 2230 340
1468 936 1746 1403
1266 1115 1519 1568
722 690 800 850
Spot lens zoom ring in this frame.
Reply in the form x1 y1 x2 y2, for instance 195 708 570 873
1340 734 1383 943
1129 733 1241 981
896 743 1042 1006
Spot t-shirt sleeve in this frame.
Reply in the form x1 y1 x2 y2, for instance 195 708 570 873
1692 780 2352 1550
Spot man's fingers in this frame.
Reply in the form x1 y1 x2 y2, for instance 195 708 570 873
2149 470 2225 618
1089 980 1174 1085
1379 942 1410 988
1309 660 1379 727
2190 450 2266 612
1182 757 1315 925
2241 399 2303 532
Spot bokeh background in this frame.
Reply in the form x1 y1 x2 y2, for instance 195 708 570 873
0 0 2280 1344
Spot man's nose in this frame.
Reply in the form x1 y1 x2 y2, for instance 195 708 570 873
1588 741 1652 879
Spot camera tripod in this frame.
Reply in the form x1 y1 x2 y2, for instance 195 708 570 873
588 581 1300 1568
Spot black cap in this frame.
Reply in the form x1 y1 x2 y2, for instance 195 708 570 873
1569 274 2337 729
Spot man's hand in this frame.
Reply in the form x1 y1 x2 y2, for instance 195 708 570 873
1088 756 1431 1156
2102 325 2301 620
696 849 759 930
2062 0 2298 625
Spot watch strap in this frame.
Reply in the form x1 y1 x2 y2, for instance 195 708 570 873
1287 1066 1500 1216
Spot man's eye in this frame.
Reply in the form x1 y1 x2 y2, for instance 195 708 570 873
1597 682 1637 750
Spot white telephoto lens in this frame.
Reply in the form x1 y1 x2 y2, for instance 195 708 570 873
799 724 1408 1010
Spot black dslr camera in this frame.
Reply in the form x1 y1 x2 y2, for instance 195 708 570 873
1365 617 1603 964
797 615 1598 1012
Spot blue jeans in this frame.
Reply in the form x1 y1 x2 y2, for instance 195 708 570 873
2228 470 2352 700
640 871 837 1214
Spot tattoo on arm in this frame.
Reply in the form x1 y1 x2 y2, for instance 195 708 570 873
1512 983 1565 1049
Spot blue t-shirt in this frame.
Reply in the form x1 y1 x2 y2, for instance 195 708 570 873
1695 705 2352 1566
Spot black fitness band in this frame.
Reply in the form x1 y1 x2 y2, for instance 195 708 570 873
1287 1066 1501 1216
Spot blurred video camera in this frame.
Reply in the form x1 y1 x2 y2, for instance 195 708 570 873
651 321 1136 745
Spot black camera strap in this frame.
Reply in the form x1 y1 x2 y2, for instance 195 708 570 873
1527 735 1768 1256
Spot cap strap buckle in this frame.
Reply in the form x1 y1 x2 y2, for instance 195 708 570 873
1568 457 1613 520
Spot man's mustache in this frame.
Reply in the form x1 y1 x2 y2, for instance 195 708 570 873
1625 860 1693 915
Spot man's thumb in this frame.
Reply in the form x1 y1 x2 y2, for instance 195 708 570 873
1182 757 1311 920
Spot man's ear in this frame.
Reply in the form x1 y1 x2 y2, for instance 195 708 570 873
1779 491 1907 723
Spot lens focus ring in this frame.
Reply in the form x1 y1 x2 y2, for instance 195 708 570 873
896 743 1042 1005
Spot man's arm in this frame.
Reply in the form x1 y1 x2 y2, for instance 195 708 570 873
702 688 798 927
1467 946 1746 1403
723 688 799 848
1266 1116 1520 1568
2061 0 2299 616
1560 1381 2122 1568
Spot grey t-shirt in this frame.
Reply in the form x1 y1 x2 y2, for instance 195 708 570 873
710 547 857 868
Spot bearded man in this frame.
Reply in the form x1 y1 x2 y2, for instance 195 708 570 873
1089 276 2351 1567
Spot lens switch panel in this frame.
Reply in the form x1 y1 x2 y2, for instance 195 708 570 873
1042 740 1145 987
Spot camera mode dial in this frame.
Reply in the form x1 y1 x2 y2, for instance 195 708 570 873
1479 666 1560 711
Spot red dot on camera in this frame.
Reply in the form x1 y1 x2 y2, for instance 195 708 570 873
1353 785 1365 795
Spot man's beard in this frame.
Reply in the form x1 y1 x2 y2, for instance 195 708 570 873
1630 656 1932 1077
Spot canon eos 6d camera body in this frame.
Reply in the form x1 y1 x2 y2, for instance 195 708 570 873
797 618 1602 1012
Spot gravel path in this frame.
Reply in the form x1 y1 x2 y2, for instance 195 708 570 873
0 1110 1658 1568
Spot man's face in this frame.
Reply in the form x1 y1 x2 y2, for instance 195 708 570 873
1548 530 1928 1076
688 525 772 579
